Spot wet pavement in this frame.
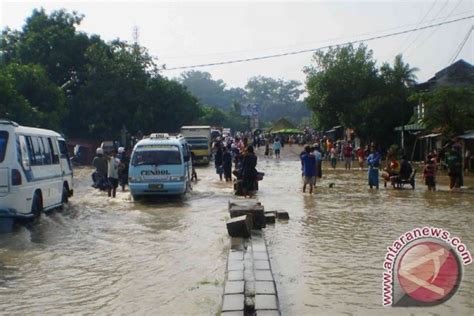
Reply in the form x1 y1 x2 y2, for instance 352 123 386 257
0 145 473 315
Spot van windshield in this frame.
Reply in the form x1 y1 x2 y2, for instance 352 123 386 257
0 131 8 163
132 145 182 166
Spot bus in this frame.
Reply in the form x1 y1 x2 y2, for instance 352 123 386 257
128 133 192 198
0 120 73 221
180 126 211 165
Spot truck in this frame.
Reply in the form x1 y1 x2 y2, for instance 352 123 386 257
180 126 211 165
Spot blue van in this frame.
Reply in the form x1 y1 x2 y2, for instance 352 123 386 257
128 134 192 198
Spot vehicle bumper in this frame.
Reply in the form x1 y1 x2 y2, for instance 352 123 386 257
0 207 34 220
129 182 187 195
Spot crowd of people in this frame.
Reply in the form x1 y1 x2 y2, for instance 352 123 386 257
91 147 129 198
87 129 467 199
296 138 467 193
212 135 262 198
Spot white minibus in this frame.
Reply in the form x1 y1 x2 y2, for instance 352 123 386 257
0 120 73 220
128 133 191 198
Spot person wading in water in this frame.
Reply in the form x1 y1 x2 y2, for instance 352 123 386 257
242 145 258 198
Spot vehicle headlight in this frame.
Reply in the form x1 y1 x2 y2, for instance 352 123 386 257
169 176 184 181
129 176 142 183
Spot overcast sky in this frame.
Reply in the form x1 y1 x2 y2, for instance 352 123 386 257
1 0 473 88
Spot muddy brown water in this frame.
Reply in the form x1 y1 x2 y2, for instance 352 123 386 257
0 145 473 315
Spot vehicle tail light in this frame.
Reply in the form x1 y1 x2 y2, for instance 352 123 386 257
12 169 22 185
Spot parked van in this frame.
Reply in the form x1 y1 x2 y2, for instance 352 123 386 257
0 120 73 220
128 133 192 198
180 126 211 165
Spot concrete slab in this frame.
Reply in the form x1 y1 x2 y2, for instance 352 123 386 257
265 213 276 224
253 251 269 261
228 270 244 281
229 250 244 261
276 211 289 220
252 243 267 252
255 294 279 310
222 294 244 312
230 238 245 251
255 270 273 281
227 260 244 271
255 310 280 316
221 311 244 316
254 260 270 270
224 281 245 294
244 269 255 282
255 281 276 295
226 215 251 238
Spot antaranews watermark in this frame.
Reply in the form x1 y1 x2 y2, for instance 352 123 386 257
382 227 472 307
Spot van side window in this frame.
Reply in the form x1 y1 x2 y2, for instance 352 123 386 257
0 131 8 163
41 137 52 164
48 138 60 164
30 136 44 165
58 140 68 159
18 135 31 170
25 136 35 165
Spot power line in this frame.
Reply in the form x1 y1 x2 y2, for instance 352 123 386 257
163 15 474 71
161 10 473 61
407 0 464 55
397 0 438 55
449 25 473 64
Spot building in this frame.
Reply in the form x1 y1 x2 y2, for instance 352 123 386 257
395 59 474 161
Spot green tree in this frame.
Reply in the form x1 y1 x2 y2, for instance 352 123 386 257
304 44 379 131
180 71 235 110
245 76 308 124
1 8 91 87
0 63 66 130
411 86 474 137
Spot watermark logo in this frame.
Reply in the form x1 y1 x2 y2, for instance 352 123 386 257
383 227 472 307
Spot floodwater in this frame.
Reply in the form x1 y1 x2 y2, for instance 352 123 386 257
0 145 473 315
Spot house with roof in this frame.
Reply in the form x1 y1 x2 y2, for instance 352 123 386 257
395 59 474 162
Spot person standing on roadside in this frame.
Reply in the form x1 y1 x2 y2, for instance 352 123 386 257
214 143 224 181
330 147 337 169
367 145 381 189
423 154 436 191
223 145 233 182
273 138 281 159
356 147 365 170
301 145 316 194
446 145 463 190
92 148 108 189
242 145 258 198
343 142 353 170
313 144 323 180
106 150 120 198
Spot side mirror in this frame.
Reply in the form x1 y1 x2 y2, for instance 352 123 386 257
184 156 190 162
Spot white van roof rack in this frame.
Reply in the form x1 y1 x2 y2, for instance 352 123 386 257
150 133 170 139
0 119 19 127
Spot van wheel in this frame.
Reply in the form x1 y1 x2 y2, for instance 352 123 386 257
61 185 69 205
31 193 42 219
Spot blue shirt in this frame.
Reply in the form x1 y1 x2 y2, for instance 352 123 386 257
367 152 381 168
301 153 317 177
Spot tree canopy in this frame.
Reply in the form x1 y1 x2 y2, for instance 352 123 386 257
411 86 474 138
1 8 203 140
304 44 417 148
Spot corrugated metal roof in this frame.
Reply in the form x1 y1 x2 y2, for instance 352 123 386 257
458 131 474 139
394 123 426 131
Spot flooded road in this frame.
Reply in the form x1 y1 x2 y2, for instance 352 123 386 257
1 145 473 315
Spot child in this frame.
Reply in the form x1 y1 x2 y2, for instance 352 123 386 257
423 155 436 191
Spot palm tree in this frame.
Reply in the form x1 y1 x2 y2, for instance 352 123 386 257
392 54 419 87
